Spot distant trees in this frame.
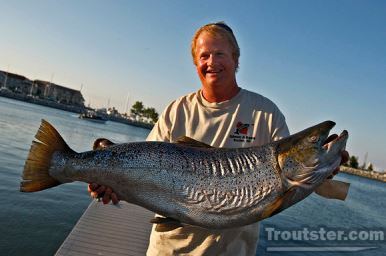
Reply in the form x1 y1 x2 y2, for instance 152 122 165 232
347 155 375 171
131 101 144 117
143 107 159 124
348 156 359 169
130 101 159 124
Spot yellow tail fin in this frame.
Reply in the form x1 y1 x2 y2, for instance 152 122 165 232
20 119 73 192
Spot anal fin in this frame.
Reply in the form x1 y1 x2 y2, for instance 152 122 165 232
150 216 183 232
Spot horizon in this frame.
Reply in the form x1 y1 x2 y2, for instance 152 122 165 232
1 0 385 171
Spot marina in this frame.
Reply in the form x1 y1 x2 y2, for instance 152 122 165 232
79 110 107 124
0 68 155 130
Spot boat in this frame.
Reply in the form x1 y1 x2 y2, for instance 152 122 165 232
79 111 107 124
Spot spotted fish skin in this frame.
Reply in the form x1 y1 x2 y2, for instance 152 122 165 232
21 120 348 229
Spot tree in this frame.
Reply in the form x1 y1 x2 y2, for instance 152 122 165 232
349 156 359 169
130 101 144 118
143 107 159 124
130 102 158 123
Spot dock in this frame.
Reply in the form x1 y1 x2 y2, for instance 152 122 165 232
55 201 154 256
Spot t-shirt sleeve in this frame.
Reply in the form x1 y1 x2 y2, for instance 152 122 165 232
271 106 290 141
146 100 176 142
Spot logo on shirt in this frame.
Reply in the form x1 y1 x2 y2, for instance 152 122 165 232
234 122 250 135
230 122 255 143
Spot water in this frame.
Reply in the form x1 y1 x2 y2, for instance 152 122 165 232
0 97 149 255
256 174 386 255
0 97 385 255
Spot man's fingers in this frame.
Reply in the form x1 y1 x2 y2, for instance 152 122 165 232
111 193 119 205
102 187 113 204
105 187 112 195
102 193 110 204
88 183 99 192
95 185 106 195
341 150 349 165
327 167 340 179
88 184 119 204
90 191 99 198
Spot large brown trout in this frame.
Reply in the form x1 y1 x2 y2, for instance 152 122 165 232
20 120 349 229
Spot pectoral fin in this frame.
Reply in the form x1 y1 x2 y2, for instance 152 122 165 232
150 216 183 232
314 179 350 201
261 187 296 219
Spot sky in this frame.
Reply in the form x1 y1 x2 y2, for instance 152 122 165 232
0 0 385 171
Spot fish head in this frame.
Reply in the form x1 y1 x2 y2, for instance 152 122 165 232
276 121 348 189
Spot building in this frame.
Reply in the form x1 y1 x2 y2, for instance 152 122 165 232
0 70 84 107
0 71 32 94
33 80 84 106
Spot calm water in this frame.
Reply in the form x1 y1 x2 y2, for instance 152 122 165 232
0 97 385 255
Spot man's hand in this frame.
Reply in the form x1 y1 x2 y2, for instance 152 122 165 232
88 138 119 204
88 183 120 204
323 134 350 179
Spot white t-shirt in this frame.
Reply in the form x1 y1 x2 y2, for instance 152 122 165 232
146 88 289 256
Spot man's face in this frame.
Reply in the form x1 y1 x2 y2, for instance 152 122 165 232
195 32 237 89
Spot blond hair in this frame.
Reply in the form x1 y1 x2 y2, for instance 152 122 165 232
191 22 240 69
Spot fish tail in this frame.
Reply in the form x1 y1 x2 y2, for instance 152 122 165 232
20 119 74 192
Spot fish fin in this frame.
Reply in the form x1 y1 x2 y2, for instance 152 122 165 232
150 217 183 232
20 119 74 192
261 187 297 219
155 223 183 232
175 136 213 148
93 138 115 150
150 216 181 224
314 179 350 201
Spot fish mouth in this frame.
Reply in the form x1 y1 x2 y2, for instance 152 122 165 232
324 130 349 152
315 126 349 169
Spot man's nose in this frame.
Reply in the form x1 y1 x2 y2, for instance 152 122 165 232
207 54 218 66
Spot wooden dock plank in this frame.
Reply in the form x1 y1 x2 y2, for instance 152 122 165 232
56 201 154 256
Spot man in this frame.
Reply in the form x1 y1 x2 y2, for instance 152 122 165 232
145 22 289 255
89 22 348 255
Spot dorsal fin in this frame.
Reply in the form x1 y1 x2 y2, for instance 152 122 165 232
93 138 115 150
175 136 213 148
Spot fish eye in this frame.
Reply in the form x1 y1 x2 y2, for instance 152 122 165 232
309 135 319 143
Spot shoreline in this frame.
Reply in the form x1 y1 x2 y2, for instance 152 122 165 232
0 92 153 130
340 166 385 182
